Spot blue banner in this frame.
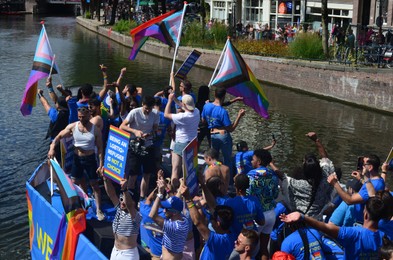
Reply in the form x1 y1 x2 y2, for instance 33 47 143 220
104 125 130 184
175 50 201 80
182 138 198 197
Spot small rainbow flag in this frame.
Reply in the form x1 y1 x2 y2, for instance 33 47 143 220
20 24 58 116
210 39 269 119
129 9 184 60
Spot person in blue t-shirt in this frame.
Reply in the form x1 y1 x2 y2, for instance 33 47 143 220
181 182 236 260
224 173 265 236
139 188 165 259
281 225 325 260
247 149 279 260
201 86 245 173
327 154 385 225
234 139 276 175
280 196 388 259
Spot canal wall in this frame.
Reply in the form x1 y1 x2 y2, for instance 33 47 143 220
76 17 393 114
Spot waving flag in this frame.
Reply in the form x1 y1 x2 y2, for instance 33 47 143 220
21 24 58 116
210 39 269 119
129 9 184 60
49 159 86 260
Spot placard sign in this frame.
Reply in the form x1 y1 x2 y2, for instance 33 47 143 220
182 137 198 197
175 50 202 80
104 125 130 184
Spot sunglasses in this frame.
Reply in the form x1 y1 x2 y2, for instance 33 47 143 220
77 107 89 113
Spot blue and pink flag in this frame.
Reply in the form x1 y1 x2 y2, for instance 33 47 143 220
20 24 58 116
210 39 269 119
129 9 183 60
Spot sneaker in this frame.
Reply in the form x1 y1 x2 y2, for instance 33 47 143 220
96 210 105 221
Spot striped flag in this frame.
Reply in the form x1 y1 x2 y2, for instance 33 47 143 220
129 9 184 60
210 39 269 119
20 24 58 116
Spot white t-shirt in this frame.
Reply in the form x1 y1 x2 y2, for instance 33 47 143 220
125 107 159 146
171 108 200 143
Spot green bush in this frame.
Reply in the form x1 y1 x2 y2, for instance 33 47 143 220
113 19 138 34
182 20 228 49
85 11 91 19
235 39 289 57
289 33 325 60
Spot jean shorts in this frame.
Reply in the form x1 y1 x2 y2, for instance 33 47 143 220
172 141 190 156
70 153 99 181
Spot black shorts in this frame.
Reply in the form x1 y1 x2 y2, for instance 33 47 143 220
126 146 155 176
70 153 99 181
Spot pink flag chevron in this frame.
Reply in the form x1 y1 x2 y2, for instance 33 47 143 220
20 24 58 116
210 39 269 119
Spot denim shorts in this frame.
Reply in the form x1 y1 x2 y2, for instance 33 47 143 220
70 153 99 181
172 141 190 156
126 146 155 176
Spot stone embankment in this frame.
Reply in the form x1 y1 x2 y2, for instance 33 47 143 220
77 17 393 114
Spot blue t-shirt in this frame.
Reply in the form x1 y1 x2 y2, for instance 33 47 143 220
270 202 289 241
281 228 325 260
199 231 237 260
353 177 385 223
235 150 254 174
321 237 345 260
67 97 78 123
379 219 393 240
153 111 171 148
247 166 279 211
201 103 231 129
139 200 165 256
337 226 384 259
224 195 264 236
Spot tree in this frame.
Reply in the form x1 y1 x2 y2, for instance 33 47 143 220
109 0 119 25
321 0 329 58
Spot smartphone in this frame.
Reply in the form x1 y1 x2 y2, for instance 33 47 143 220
357 156 364 171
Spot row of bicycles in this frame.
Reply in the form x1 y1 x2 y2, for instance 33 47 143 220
331 44 393 68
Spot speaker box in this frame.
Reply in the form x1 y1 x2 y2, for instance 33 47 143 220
85 219 152 259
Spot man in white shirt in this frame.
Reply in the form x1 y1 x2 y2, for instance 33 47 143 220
120 96 159 200
164 93 200 189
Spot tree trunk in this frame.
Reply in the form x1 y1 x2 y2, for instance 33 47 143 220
321 0 329 58
110 0 119 25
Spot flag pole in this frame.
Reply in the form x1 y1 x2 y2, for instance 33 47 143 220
169 2 188 85
48 54 56 79
42 24 65 88
208 37 230 87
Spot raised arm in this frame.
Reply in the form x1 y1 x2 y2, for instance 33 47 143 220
94 124 104 170
226 109 246 132
164 93 175 120
180 184 210 241
149 177 166 228
103 176 121 206
306 132 328 158
46 77 59 104
327 173 364 205
280 211 340 239
37 89 52 114
116 67 126 86
381 162 389 183
98 64 109 101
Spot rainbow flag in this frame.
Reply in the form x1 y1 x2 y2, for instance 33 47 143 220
129 9 183 60
49 159 86 260
210 39 269 119
20 24 58 116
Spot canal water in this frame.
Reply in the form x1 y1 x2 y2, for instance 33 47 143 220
1 15 393 258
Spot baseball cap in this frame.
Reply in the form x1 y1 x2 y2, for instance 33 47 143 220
346 179 362 193
160 196 184 213
182 94 195 111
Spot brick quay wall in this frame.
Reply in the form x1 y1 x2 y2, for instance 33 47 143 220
77 17 393 114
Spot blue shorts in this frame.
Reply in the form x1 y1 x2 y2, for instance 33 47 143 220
173 141 189 156
71 154 99 181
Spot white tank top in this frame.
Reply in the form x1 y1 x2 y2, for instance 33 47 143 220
73 122 95 151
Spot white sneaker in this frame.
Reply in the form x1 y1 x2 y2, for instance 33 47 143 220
96 210 105 221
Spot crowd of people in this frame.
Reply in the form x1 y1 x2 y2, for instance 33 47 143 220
39 65 393 259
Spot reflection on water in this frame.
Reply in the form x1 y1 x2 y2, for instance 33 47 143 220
1 14 393 258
